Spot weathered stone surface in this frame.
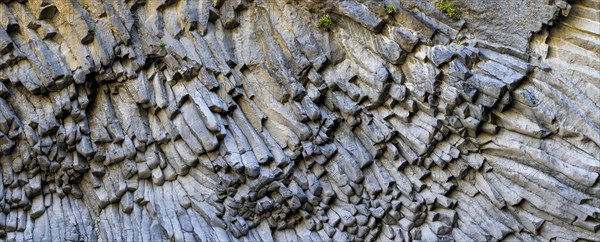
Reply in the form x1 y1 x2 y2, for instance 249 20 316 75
0 0 598 241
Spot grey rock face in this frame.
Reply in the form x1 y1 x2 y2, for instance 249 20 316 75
437 0 562 52
0 0 599 241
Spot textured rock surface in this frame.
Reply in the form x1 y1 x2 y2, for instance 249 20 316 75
0 0 598 241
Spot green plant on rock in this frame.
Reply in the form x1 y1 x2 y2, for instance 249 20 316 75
160 42 166 47
317 16 333 31
436 1 461 20
385 5 400 15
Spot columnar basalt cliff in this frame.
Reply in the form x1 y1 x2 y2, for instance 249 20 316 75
0 0 598 241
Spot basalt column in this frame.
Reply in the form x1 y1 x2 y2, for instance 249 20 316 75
0 0 598 241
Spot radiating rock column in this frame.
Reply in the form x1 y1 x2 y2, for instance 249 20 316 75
0 0 598 241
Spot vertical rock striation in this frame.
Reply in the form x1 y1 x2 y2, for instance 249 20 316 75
0 0 598 241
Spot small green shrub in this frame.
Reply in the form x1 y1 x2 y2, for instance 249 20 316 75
160 42 166 47
436 1 460 20
385 5 400 14
317 16 333 31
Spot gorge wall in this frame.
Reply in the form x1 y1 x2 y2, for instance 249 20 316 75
0 0 599 241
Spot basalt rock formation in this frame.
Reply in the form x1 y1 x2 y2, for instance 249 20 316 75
0 0 599 241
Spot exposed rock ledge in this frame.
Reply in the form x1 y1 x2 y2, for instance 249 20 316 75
0 0 598 241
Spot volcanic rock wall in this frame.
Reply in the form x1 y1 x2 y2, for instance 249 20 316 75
0 0 599 241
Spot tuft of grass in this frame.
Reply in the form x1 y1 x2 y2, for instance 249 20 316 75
317 16 333 31
436 1 461 20
160 42 166 47
385 5 400 15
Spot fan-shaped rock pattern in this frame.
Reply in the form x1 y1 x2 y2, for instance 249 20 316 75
0 0 598 241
